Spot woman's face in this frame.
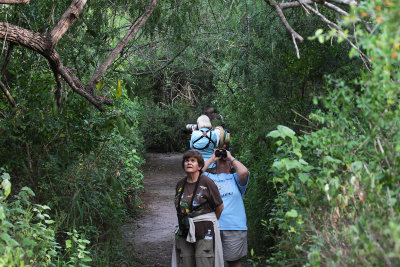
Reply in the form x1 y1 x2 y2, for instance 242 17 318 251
184 156 201 174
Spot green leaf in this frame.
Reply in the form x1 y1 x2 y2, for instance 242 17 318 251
277 125 295 138
267 130 280 138
0 206 5 220
298 173 309 183
315 29 323 36
1 173 10 180
21 187 35 196
285 209 298 218
0 233 19 247
116 117 127 136
66 239 72 249
115 80 122 98
272 161 284 169
282 159 301 170
323 156 341 164
96 81 103 90
1 179 11 198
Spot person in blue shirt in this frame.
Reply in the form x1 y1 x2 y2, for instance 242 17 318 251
202 149 249 267
190 115 219 169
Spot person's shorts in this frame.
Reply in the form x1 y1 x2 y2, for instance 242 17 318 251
220 230 247 262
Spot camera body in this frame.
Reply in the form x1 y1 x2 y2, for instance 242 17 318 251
215 148 227 158
185 124 198 131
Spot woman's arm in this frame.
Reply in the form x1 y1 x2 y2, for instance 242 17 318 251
215 203 224 219
226 151 249 186
202 150 220 171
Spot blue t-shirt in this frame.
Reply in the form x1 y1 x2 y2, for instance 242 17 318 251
190 128 218 167
204 172 249 230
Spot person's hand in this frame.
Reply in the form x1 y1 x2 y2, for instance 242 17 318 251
225 150 234 162
211 149 221 162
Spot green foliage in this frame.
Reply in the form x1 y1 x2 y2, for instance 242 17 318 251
0 76 145 265
136 100 198 152
262 1 400 265
0 172 92 266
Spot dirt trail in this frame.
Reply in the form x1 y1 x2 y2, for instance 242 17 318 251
123 152 185 266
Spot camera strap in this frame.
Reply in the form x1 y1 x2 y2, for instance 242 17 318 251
192 129 216 150
178 175 202 215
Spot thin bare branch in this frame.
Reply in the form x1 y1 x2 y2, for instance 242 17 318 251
265 0 304 42
324 2 349 17
129 45 188 76
50 0 87 47
292 34 300 58
0 79 16 107
0 0 29 4
1 43 14 75
304 3 371 69
280 0 357 9
88 0 160 87
54 72 63 107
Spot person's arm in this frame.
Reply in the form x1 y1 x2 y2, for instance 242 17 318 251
215 203 224 219
202 149 220 171
226 151 249 186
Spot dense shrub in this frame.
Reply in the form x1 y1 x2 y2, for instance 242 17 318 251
0 172 92 266
136 100 199 152
263 1 400 265
0 86 146 265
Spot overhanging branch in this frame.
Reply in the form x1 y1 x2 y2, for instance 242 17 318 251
0 0 29 4
50 0 87 48
88 0 160 87
0 79 16 107
0 0 160 111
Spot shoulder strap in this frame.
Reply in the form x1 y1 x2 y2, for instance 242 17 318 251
192 129 216 150
178 176 202 214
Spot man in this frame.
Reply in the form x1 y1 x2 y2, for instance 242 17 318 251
202 149 249 267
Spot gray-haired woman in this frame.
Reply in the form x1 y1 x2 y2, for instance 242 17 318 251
172 150 224 267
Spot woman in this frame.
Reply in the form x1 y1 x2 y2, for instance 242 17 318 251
172 150 224 267
202 150 249 267
190 115 219 169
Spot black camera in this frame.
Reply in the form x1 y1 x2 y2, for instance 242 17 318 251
215 148 227 158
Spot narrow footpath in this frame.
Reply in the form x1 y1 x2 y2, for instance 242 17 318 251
123 152 185 266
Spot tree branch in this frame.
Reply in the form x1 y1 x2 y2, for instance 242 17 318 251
128 46 188 76
0 79 16 107
88 0 160 87
0 23 50 54
0 0 29 4
47 51 112 111
1 43 14 75
324 2 349 17
50 0 87 48
280 0 358 9
304 3 370 68
265 0 304 42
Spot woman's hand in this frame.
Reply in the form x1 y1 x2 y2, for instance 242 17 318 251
225 150 234 162
211 148 222 161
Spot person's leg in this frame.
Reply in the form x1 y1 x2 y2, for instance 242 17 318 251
220 230 248 265
176 236 196 267
226 259 241 267
195 238 214 267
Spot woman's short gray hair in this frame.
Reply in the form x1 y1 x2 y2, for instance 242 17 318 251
197 115 212 129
